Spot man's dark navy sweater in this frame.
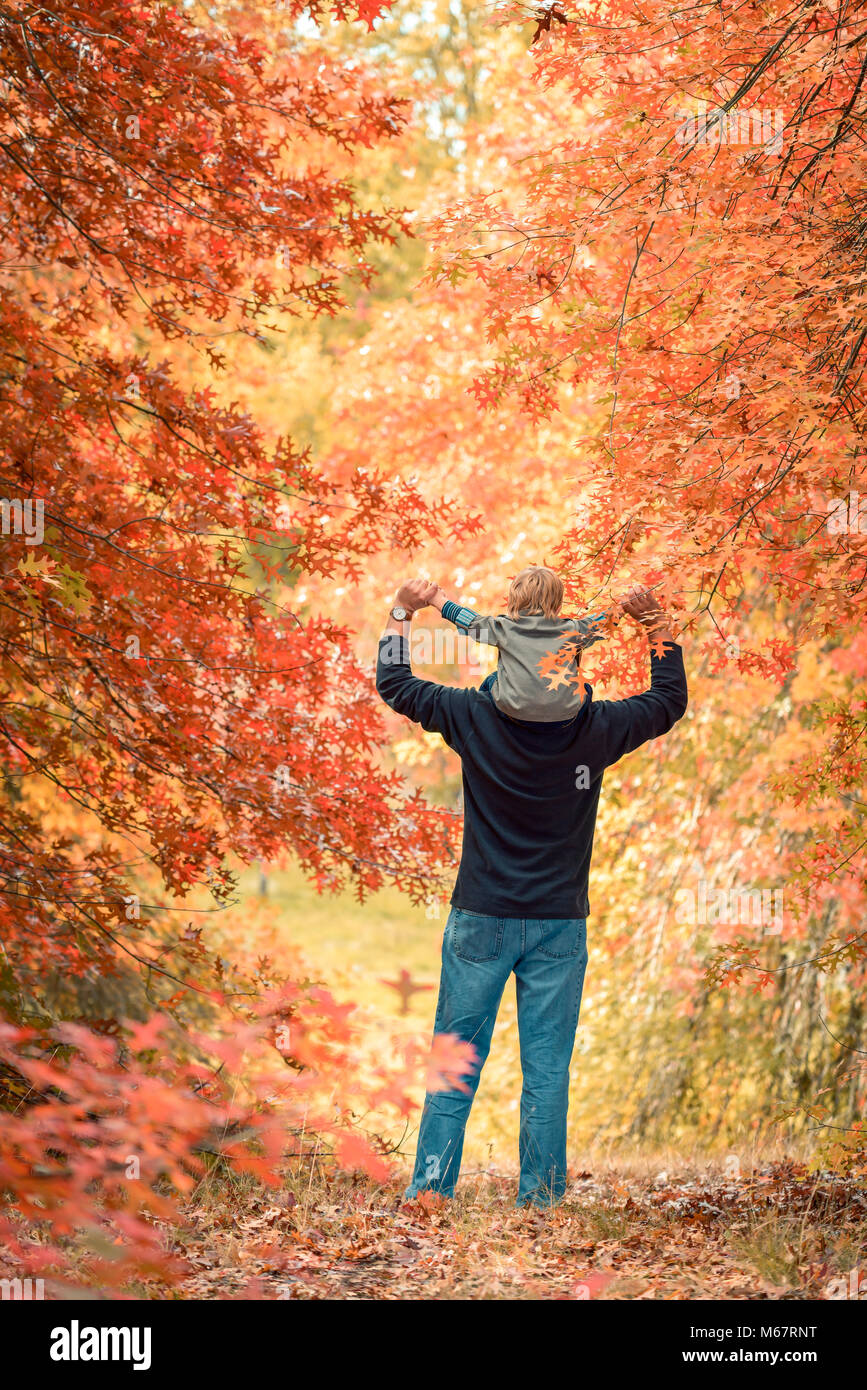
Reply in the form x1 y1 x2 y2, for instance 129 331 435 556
376 634 688 919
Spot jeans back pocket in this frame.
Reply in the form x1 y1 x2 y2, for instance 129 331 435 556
451 908 505 962
537 918 587 959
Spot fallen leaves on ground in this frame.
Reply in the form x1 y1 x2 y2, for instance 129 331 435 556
155 1159 867 1301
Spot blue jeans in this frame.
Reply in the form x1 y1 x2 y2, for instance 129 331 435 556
405 908 588 1208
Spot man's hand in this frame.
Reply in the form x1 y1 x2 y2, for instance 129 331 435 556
396 578 440 613
619 583 675 643
620 583 663 625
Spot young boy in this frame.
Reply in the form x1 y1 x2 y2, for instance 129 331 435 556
428 565 613 722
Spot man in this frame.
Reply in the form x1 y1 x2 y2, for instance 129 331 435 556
376 576 687 1208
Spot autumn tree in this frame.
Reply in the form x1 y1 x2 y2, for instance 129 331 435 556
0 0 477 1288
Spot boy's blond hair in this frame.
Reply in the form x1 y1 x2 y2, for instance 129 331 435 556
506 565 564 619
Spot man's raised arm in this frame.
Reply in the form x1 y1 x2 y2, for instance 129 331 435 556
593 583 688 766
375 578 472 751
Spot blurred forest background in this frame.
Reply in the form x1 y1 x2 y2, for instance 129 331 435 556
202 0 865 1163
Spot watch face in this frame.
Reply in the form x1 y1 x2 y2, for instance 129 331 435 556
393 606 409 620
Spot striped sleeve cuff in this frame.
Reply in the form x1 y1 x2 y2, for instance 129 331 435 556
575 609 610 647
442 599 480 633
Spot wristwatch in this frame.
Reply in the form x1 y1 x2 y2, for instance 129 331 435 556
390 605 412 622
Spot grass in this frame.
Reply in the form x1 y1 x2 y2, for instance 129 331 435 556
728 1218 803 1287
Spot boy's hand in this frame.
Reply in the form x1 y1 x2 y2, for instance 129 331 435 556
396 578 440 613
